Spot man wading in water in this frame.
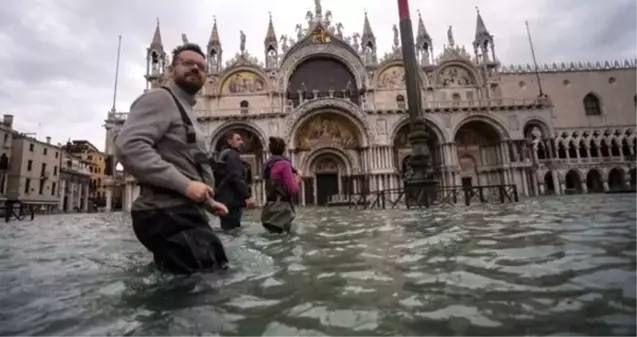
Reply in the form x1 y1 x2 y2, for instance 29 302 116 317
212 132 255 231
114 43 230 274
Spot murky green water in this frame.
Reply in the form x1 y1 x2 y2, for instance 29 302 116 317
1 194 635 336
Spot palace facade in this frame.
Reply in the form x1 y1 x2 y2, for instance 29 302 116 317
104 1 636 211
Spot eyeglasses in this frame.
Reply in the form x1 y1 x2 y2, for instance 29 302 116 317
177 60 207 72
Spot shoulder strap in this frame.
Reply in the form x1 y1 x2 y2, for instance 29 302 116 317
161 87 192 126
161 87 196 144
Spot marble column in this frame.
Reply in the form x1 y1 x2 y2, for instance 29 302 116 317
580 181 588 194
123 182 133 212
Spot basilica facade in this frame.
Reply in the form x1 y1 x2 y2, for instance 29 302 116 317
104 1 636 211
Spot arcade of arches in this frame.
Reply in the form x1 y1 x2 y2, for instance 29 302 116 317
525 121 637 195
210 117 637 207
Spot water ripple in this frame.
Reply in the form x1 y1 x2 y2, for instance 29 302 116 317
0 194 635 336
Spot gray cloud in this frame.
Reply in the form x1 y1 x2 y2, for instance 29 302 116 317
0 0 633 150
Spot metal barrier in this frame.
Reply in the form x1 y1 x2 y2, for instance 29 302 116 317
341 184 519 210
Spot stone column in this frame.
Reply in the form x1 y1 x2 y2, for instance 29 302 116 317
82 183 89 212
105 184 112 212
580 181 588 194
123 181 133 212
602 180 609 192
68 181 75 212
59 178 66 211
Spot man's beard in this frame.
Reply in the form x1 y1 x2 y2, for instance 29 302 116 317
175 74 203 95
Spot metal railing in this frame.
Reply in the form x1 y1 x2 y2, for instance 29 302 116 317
337 184 519 210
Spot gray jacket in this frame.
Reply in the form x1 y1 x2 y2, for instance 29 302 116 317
114 81 213 211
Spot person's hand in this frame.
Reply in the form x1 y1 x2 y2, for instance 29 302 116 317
185 181 213 203
245 196 256 209
208 199 228 216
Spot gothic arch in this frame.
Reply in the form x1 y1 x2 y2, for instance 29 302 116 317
522 117 551 139
389 115 447 145
432 60 481 89
583 92 603 116
302 146 354 176
209 120 267 152
283 98 372 146
278 45 366 92
452 114 510 141
218 66 269 96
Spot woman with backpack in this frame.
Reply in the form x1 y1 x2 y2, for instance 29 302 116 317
261 137 301 234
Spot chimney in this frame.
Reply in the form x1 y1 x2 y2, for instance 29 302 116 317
46 136 51 144
2 114 13 128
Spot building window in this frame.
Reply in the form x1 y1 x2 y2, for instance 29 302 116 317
27 160 33 171
88 155 93 160
55 152 58 159
39 179 45 195
52 182 57 196
584 93 602 116
24 178 31 194
29 143 34 152
452 92 462 101
396 95 406 109
240 100 249 114
3 134 7 143
53 166 58 175
43 148 48 155
41 163 46 177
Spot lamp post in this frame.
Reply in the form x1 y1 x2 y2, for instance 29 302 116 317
397 0 437 207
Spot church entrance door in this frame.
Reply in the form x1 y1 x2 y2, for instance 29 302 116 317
316 173 339 206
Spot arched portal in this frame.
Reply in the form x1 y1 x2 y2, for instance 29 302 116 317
392 121 442 174
454 120 504 186
212 126 265 184
565 170 582 194
308 152 349 206
586 169 603 193
287 57 359 107
544 171 555 195
608 168 625 191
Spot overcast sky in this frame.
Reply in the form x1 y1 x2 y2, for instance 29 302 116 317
0 0 634 151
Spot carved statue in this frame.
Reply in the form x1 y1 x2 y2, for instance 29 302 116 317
299 82 307 92
295 24 304 39
392 25 399 49
239 30 246 54
447 25 455 47
352 33 360 52
314 0 322 15
305 10 314 24
280 34 290 53
181 33 189 44
335 23 344 38
324 10 332 24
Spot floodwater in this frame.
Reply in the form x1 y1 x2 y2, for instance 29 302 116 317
0 194 635 336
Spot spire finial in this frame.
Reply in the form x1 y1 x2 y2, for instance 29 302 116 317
156 17 159 26
213 15 217 24
475 6 480 14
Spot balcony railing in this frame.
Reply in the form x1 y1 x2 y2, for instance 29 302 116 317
105 96 551 122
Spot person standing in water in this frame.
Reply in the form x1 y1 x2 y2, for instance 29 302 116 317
114 43 229 274
213 132 255 231
261 137 301 234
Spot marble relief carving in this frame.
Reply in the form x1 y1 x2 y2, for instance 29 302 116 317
436 65 475 87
